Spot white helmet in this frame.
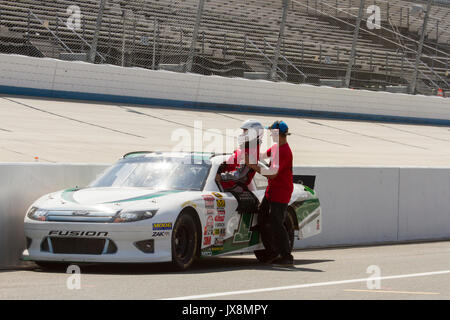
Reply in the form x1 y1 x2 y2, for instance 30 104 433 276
238 119 264 145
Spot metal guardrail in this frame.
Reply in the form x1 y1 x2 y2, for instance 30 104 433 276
28 10 73 54
56 17 106 63
245 36 288 81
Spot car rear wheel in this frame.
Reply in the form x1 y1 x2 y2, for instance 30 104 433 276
171 211 199 271
254 210 295 263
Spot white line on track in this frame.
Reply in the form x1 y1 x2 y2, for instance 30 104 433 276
163 270 450 300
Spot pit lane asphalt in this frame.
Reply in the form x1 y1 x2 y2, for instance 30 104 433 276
1 241 449 300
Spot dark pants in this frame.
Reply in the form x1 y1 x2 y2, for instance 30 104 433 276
258 196 291 258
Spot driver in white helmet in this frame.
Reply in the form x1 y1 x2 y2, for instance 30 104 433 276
216 120 264 191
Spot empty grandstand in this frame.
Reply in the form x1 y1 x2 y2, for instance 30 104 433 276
0 0 448 95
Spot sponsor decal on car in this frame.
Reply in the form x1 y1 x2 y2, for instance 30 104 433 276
181 200 197 209
216 199 226 208
215 214 225 222
214 228 226 237
204 216 214 235
212 246 224 252
202 195 215 209
212 192 223 199
204 228 213 236
203 236 211 246
206 209 215 215
48 230 108 237
201 248 212 256
152 222 173 231
152 231 170 238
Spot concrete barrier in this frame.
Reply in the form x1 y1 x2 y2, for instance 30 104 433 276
294 166 450 249
397 168 450 241
1 54 450 125
0 163 108 269
294 167 400 248
1 163 449 269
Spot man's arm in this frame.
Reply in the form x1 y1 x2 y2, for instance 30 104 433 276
248 163 278 179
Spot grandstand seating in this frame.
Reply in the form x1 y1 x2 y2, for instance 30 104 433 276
0 0 448 93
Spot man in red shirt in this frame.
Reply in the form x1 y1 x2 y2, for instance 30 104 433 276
249 120 294 267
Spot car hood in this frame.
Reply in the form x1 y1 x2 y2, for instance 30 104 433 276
58 187 184 205
32 187 186 212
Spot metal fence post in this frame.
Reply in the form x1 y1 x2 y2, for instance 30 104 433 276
244 35 247 60
407 8 410 30
301 40 304 66
400 50 405 81
436 20 439 45
344 0 365 88
122 12 126 67
387 2 390 21
410 0 433 94
107 19 111 59
55 14 59 38
202 31 205 54
271 0 289 80
319 44 322 64
385 52 389 79
89 0 107 63
152 18 157 70
82 20 86 53
223 33 227 58
27 10 31 40
400 7 403 28
186 0 205 73
337 46 340 65
132 19 137 67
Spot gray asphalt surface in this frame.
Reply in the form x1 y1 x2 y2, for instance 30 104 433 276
1 95 450 166
1 241 449 300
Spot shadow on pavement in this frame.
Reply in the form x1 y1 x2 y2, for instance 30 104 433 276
30 256 334 275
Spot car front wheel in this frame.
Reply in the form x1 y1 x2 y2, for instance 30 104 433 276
171 211 199 270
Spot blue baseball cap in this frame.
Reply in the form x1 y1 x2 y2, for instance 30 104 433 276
266 120 291 135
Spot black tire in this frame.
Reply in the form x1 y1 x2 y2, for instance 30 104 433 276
171 211 199 271
34 261 68 271
254 210 295 263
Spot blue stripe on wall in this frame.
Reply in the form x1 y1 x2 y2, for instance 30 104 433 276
1 84 449 126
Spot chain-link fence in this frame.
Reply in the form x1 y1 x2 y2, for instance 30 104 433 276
0 0 449 95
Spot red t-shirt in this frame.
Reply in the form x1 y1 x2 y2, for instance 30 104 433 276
265 143 293 204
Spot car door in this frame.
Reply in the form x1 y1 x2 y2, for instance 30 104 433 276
201 165 264 256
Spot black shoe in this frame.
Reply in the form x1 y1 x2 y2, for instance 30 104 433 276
272 256 294 268
265 253 281 264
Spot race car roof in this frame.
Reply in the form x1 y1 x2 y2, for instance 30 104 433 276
122 151 227 161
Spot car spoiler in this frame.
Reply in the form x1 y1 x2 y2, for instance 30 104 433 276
293 175 316 190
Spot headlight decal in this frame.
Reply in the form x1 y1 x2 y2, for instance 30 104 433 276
113 209 158 223
27 207 48 221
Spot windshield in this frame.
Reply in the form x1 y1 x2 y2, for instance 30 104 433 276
90 156 211 191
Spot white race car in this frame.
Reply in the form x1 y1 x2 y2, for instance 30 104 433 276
23 151 321 270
